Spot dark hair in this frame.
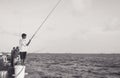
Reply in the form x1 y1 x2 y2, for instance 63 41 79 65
22 33 27 37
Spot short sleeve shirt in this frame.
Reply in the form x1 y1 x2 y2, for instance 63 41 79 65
19 39 28 52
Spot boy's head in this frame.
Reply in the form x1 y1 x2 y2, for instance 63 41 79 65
21 33 27 39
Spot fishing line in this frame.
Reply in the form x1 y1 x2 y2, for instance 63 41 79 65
30 0 62 41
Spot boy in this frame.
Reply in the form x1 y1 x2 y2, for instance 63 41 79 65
19 33 31 65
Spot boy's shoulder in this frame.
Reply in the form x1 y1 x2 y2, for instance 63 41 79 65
20 38 29 42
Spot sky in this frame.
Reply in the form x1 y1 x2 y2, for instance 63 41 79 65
0 0 120 53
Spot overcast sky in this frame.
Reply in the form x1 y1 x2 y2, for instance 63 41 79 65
0 0 120 53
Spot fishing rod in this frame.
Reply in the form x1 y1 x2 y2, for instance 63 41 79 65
30 0 62 42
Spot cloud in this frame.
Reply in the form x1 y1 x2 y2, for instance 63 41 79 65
0 27 20 36
71 0 92 13
104 17 120 31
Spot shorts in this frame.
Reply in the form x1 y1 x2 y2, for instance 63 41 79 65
20 52 27 60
